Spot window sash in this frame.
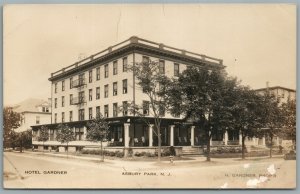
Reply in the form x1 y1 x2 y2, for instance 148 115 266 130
96 68 100 80
123 57 128 72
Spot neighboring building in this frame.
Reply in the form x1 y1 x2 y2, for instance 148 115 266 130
255 86 296 148
13 98 51 133
255 86 296 104
32 36 254 154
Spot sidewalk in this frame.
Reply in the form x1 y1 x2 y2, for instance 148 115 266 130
13 150 284 170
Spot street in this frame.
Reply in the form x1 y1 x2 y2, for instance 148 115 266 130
3 152 296 189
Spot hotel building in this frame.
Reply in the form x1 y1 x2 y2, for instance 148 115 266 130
32 36 250 154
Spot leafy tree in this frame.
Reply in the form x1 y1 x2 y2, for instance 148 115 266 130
126 60 172 161
230 86 264 159
56 124 75 158
86 113 110 162
38 126 50 153
17 129 32 153
259 91 284 157
3 107 21 148
281 99 296 144
166 65 238 161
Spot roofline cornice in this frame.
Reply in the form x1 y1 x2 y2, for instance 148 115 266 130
49 36 225 82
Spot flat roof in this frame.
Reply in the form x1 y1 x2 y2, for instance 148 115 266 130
49 36 224 82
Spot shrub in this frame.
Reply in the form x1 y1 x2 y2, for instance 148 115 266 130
145 152 155 157
115 151 124 158
134 152 141 157
109 151 116 157
169 146 176 156
140 151 147 157
162 149 171 156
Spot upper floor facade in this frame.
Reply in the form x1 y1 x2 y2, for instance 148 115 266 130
256 86 296 104
49 36 224 124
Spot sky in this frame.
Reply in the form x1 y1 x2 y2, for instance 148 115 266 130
3 4 296 106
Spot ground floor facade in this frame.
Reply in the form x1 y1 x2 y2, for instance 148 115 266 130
31 116 281 155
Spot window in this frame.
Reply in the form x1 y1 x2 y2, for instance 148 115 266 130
96 87 100 99
96 67 100 80
159 60 165 74
113 61 118 75
104 105 109 118
113 103 118 117
123 57 128 72
62 112 65 123
54 98 57 108
54 113 57 123
143 101 149 115
104 64 109 78
96 106 100 118
42 107 46 112
113 82 118 96
70 94 73 105
62 80 65 91
104 84 109 98
69 111 73 122
75 128 84 140
79 73 85 86
89 89 93 101
123 101 128 116
79 109 85 121
70 77 73 89
89 70 92 83
174 63 180 77
54 83 57 93
36 116 40 124
123 79 128 94
61 96 65 107
143 56 150 63
89 107 93 119
79 91 85 103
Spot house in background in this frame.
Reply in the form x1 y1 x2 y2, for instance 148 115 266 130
256 85 296 104
13 98 52 133
255 85 296 148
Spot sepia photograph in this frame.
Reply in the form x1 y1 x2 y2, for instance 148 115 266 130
3 4 296 189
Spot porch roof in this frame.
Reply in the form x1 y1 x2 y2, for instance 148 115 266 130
31 116 195 130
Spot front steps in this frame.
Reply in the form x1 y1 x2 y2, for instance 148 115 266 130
181 146 203 155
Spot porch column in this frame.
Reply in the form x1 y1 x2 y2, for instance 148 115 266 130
224 131 228 145
262 136 266 146
124 123 130 147
170 125 175 146
239 131 242 145
276 137 280 146
149 124 153 147
83 126 87 140
190 126 195 146
73 127 76 141
253 137 257 145
48 129 51 141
